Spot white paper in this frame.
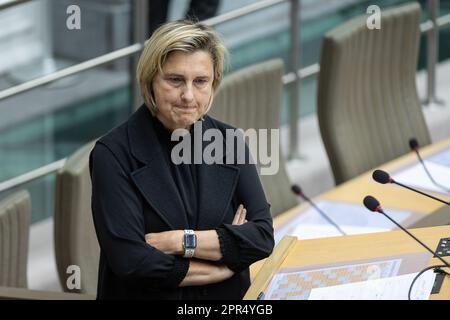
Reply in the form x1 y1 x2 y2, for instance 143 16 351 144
275 200 412 243
392 160 450 195
428 148 450 167
308 270 436 300
289 224 390 240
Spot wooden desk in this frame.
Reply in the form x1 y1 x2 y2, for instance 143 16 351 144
251 138 450 282
246 225 450 300
275 137 450 232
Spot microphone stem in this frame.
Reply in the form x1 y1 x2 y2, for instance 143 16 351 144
393 181 450 206
379 210 450 269
415 151 450 194
304 197 347 236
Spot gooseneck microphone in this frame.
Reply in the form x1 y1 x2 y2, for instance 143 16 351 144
372 169 450 206
409 138 450 194
363 195 450 269
291 184 346 236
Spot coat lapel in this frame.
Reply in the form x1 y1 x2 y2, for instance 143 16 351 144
128 106 188 230
196 162 239 229
196 117 240 229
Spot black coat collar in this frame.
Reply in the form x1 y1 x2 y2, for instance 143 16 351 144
127 105 240 230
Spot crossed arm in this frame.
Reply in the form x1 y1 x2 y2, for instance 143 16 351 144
145 205 247 286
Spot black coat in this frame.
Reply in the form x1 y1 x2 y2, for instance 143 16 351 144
89 105 274 300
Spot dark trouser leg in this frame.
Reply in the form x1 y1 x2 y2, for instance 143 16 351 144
148 0 170 36
186 0 220 21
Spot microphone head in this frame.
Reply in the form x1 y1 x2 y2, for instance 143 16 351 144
363 195 382 212
372 169 392 184
291 184 303 196
409 138 419 151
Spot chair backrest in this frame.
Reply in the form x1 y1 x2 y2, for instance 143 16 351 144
317 2 431 185
0 190 31 288
209 59 298 216
54 141 99 295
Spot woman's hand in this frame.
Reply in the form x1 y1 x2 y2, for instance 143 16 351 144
145 230 183 255
232 204 247 225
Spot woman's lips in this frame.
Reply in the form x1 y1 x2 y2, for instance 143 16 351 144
174 105 197 112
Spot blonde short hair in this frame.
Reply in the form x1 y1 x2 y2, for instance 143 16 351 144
137 20 228 115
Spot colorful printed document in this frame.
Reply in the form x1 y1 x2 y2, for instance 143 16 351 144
265 259 401 300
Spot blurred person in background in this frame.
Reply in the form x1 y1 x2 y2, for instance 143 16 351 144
149 0 221 35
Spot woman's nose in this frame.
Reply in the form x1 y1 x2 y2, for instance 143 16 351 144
181 85 194 102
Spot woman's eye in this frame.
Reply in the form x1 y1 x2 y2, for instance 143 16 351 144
168 78 182 84
195 79 208 86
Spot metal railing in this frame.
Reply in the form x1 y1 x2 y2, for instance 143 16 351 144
0 159 66 193
0 0 32 11
202 0 286 25
0 44 144 101
424 0 445 105
1 0 450 193
289 0 301 159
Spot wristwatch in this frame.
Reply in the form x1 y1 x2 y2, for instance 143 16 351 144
182 229 197 258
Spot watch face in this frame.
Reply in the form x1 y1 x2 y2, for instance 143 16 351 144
184 234 197 249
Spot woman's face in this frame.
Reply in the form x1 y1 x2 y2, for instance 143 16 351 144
152 50 214 131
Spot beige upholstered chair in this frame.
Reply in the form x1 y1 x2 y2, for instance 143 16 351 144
0 190 31 288
317 2 431 185
0 189 94 300
209 59 298 217
54 141 99 295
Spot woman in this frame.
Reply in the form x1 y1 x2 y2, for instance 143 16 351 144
89 20 274 300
